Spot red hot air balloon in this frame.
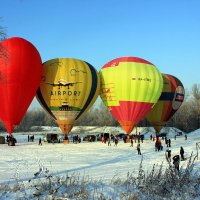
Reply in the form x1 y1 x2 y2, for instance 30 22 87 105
0 37 42 134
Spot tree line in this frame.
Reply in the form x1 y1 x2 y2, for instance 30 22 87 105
0 84 198 133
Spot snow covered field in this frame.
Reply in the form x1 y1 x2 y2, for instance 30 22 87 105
0 127 200 199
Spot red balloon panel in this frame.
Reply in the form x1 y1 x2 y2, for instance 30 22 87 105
0 37 42 134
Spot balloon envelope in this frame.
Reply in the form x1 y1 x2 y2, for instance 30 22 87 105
100 56 163 134
146 74 185 133
36 58 100 134
0 37 42 134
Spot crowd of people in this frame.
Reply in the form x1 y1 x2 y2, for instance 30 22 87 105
5 129 188 172
100 131 188 172
124 133 144 143
6 135 17 146
72 135 81 143
99 132 188 165
151 134 187 171
28 135 35 142
171 146 185 171
101 135 119 146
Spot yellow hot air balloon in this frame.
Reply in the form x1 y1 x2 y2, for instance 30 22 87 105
100 56 163 134
37 58 100 135
146 74 185 134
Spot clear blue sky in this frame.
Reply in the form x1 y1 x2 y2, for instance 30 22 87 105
1 0 200 109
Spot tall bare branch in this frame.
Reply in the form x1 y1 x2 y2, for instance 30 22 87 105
192 84 200 100
0 19 7 59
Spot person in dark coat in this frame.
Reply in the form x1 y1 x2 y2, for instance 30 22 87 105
168 139 171 147
39 138 42 146
180 146 185 160
165 136 168 144
165 148 171 162
173 155 180 171
137 143 141 155
185 134 187 140
114 136 119 146
130 138 133 147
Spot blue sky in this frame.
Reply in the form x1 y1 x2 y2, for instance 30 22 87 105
1 0 200 109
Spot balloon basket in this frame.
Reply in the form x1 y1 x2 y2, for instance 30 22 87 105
126 138 130 143
63 140 69 144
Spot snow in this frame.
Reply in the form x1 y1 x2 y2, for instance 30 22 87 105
0 126 200 199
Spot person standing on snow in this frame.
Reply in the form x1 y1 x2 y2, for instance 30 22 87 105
130 138 133 147
180 146 185 160
173 155 180 171
114 136 119 146
185 134 187 140
38 137 42 145
137 143 141 155
108 137 111 146
165 148 171 162
168 139 171 147
101 136 105 143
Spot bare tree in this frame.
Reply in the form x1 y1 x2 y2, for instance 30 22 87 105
0 30 6 40
94 101 119 126
191 84 200 128
171 100 192 132
0 19 7 59
192 84 200 100
76 101 118 126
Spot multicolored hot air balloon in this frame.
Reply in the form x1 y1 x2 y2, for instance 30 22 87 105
36 58 100 135
146 74 185 134
0 37 42 134
100 56 163 134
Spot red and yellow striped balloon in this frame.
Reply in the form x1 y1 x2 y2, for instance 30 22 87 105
100 56 163 134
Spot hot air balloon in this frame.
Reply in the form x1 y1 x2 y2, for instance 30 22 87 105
146 74 185 134
100 56 163 134
0 37 42 134
36 58 100 137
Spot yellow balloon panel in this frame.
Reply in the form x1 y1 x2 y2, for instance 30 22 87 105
37 58 100 133
100 61 163 107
